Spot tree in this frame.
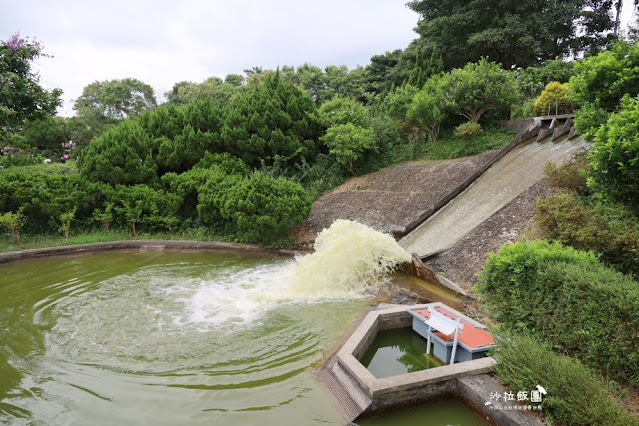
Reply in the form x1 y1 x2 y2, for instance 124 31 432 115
533 82 572 116
19 116 68 153
407 0 618 70
407 77 446 141
441 59 519 123
317 96 368 128
224 73 245 87
408 47 443 88
220 71 321 168
0 33 62 141
164 77 242 106
321 123 376 174
569 40 639 111
589 95 639 212
516 60 575 98
73 78 157 121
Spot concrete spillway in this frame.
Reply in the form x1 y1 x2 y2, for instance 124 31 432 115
399 136 589 256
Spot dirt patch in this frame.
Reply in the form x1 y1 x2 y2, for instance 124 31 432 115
292 152 496 244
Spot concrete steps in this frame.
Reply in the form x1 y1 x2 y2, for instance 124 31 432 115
318 362 371 422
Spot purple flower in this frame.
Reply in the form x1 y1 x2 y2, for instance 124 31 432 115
6 33 22 51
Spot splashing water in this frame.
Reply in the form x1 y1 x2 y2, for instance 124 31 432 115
287 219 412 297
183 219 411 327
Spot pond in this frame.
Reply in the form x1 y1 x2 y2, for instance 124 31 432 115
0 251 365 425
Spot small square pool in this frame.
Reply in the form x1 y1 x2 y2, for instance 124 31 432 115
360 327 443 379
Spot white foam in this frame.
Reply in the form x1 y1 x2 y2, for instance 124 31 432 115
177 219 412 329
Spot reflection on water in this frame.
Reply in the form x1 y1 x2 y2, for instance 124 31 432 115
361 328 443 378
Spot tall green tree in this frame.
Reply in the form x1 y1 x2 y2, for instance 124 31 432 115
407 0 618 70
20 116 68 152
407 76 446 141
442 59 519 123
73 78 157 120
220 71 321 168
0 33 62 142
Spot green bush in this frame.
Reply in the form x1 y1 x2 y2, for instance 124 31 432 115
199 173 311 244
589 95 639 212
573 103 610 142
193 152 249 176
0 211 24 244
533 81 571 116
493 334 636 426
0 169 94 234
0 154 44 168
478 240 639 385
453 121 482 139
321 123 376 175
77 120 158 185
569 40 639 111
108 185 181 235
535 194 639 276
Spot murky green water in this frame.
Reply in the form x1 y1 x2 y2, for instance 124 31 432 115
0 251 368 425
356 399 489 426
361 328 442 379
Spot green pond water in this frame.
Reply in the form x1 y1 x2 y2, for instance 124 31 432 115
356 398 489 426
361 328 443 379
0 248 478 425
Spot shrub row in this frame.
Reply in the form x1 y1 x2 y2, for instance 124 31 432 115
492 333 637 426
0 156 310 244
478 240 639 385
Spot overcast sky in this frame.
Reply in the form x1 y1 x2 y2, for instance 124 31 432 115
3 0 420 116
4 1 637 117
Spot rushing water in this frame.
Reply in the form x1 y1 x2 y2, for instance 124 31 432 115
0 220 416 425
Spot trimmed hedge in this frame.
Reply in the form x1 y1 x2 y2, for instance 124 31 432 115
478 240 639 385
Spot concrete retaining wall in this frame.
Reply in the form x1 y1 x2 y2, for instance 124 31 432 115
0 239 302 264
327 304 544 424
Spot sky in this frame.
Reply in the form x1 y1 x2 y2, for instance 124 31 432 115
3 1 637 117
2 0 420 116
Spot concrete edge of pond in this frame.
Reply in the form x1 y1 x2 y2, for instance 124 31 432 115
0 240 306 264
320 303 544 425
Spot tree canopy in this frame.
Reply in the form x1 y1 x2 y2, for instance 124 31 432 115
407 0 618 70
441 58 519 123
73 78 157 121
0 33 62 142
